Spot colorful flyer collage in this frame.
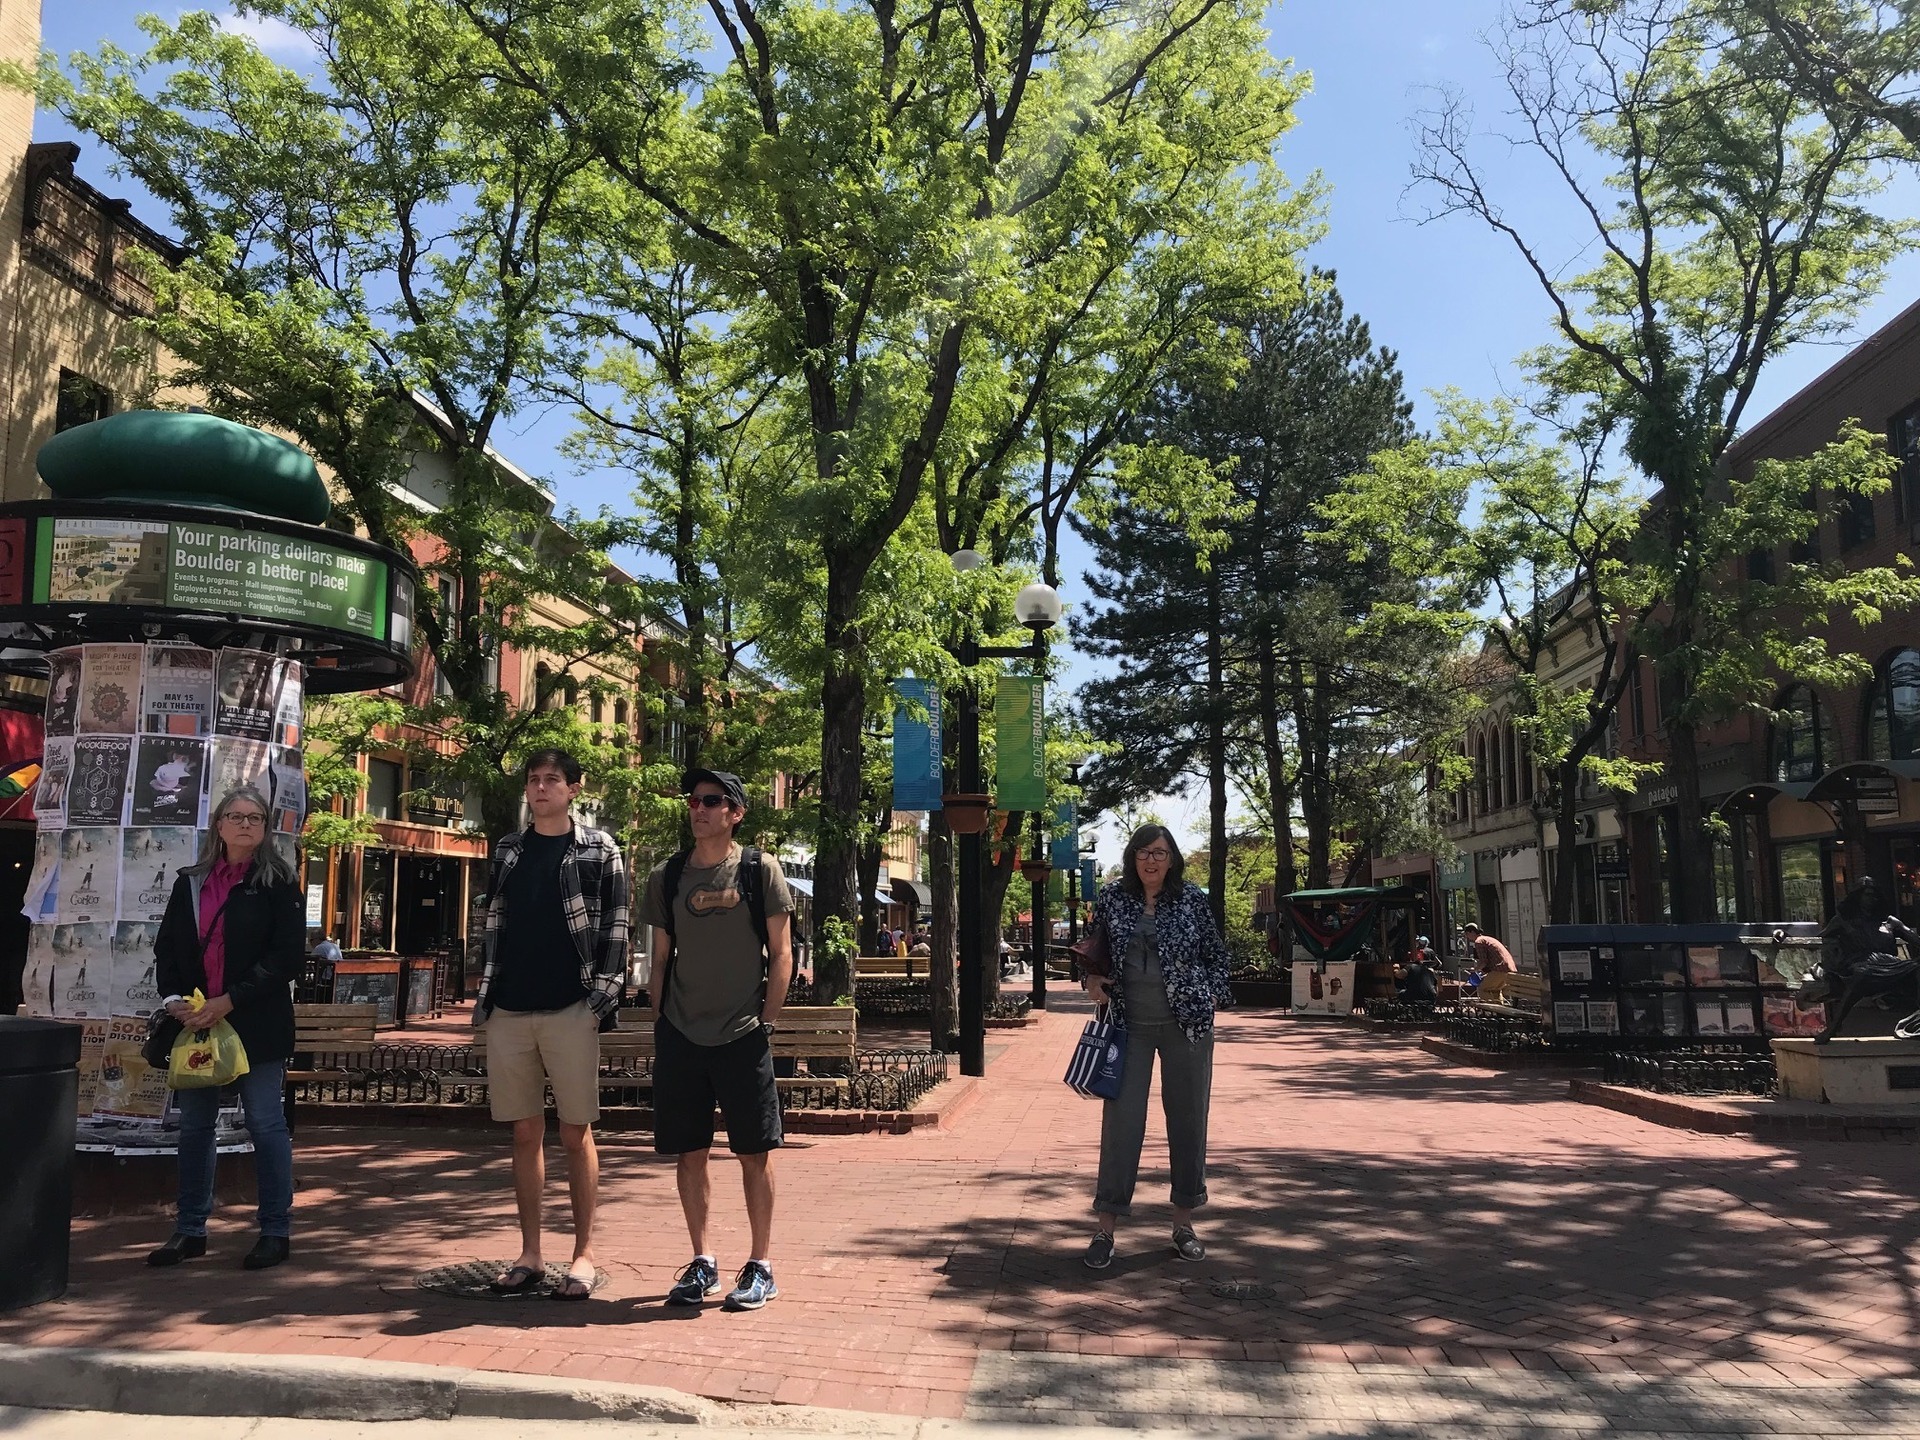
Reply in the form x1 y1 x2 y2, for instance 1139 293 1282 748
24 642 310 1140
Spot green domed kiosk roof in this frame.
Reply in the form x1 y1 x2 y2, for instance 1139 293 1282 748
36 411 330 525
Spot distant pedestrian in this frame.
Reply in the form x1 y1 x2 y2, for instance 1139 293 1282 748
1462 923 1517 1004
641 769 795 1311
1080 825 1233 1270
1396 936 1440 1005
474 749 629 1302
147 785 302 1272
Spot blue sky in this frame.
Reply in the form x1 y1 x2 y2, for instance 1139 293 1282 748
36 3 1920 859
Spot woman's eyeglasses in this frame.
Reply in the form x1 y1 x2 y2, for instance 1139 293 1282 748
1137 848 1172 862
222 812 267 828
686 793 730 810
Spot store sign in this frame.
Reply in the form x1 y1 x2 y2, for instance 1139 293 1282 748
33 516 390 640
405 792 463 827
1841 773 1900 815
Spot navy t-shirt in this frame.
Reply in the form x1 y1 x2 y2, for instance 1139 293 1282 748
490 829 587 1012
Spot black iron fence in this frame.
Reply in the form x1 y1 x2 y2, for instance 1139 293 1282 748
1601 1045 1776 1096
290 1043 948 1111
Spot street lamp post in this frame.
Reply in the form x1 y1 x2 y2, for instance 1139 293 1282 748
1021 808 1050 1011
944 558 1061 1077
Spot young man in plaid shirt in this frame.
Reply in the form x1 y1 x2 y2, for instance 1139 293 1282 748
472 748 629 1301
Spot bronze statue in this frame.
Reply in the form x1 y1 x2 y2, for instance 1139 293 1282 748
1798 879 1920 1043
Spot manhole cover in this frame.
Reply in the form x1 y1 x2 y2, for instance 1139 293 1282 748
414 1260 607 1300
1210 1280 1278 1301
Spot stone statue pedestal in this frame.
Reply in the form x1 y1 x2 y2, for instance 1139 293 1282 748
1773 1037 1920 1105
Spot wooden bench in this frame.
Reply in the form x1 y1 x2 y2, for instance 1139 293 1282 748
1466 972 1545 1015
286 1002 379 1132
855 954 922 979
600 1006 858 1092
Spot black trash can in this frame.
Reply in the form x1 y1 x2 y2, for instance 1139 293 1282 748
0 1015 81 1310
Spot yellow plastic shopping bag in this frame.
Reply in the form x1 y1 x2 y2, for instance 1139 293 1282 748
168 989 251 1089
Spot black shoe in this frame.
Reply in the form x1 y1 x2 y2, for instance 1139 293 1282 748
1172 1225 1206 1262
241 1235 291 1271
1083 1230 1114 1270
146 1233 207 1268
667 1257 721 1306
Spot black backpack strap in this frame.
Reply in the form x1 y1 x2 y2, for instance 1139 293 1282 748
739 847 770 962
657 848 692 1003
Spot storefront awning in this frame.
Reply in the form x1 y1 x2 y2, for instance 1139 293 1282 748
1806 761 1905 811
890 878 932 909
1718 781 1814 816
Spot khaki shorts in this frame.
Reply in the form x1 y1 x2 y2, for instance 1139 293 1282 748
485 1001 601 1125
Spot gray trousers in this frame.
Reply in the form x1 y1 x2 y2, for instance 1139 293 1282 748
1093 1011 1214 1217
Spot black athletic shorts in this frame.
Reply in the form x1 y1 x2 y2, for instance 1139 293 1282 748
652 1015 783 1156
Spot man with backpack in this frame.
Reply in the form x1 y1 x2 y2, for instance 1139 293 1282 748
640 768 795 1311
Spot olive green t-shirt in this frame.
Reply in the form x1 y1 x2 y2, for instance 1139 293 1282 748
639 846 794 1047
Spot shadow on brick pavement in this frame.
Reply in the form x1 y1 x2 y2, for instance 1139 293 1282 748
6 991 1920 1423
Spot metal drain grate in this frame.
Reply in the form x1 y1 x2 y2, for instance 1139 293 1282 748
1209 1280 1278 1301
414 1260 607 1300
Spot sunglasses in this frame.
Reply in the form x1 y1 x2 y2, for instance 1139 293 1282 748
686 793 733 810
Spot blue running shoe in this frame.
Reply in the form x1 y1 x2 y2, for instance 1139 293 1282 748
723 1260 778 1310
667 1257 720 1306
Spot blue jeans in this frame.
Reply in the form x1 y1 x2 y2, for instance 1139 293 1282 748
174 1060 293 1239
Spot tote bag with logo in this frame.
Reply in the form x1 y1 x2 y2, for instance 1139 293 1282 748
1063 1006 1126 1100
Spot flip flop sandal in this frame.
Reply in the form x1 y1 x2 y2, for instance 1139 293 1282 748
550 1272 594 1302
487 1265 543 1295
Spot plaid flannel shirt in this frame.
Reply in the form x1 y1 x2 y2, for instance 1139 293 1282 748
473 822 630 1027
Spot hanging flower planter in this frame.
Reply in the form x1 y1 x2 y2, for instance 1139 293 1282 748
941 793 993 834
1018 858 1052 886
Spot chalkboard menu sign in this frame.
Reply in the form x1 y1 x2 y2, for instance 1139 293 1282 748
333 960 401 1028
405 960 435 1024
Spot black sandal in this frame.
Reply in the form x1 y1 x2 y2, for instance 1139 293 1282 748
550 1271 594 1302
487 1264 543 1295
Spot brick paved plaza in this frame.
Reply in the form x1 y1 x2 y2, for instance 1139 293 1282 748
11 995 1920 1429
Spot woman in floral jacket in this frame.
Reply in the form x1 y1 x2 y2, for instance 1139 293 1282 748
1081 825 1233 1270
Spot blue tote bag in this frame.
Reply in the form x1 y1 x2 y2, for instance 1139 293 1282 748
1063 1006 1126 1100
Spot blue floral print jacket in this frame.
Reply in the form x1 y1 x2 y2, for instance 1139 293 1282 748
1092 879 1234 1041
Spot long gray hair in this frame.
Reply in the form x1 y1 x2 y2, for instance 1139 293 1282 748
184 785 296 888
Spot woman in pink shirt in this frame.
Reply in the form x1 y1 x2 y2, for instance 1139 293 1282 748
147 785 303 1272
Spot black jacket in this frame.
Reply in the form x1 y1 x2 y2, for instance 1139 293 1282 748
154 865 302 1064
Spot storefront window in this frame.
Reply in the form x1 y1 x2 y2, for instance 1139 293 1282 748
1777 841 1825 923
360 849 396 949
365 758 402 820
1895 839 1920 928
1770 686 1832 782
1650 811 1678 922
1711 834 1738 922
1865 649 1920 762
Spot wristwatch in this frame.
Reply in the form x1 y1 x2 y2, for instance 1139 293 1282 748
759 1020 777 1038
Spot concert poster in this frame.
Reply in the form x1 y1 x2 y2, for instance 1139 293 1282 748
109 921 163 1017
74 1021 108 1117
34 738 70 827
270 749 307 835
55 827 119 924
43 647 82 737
273 662 304 747
214 649 283 741
23 827 60 924
50 922 112 1020
140 644 215 736
21 925 56 1017
129 736 207 828
95 1016 169 1120
67 735 132 826
77 644 142 735
209 736 272 806
120 828 197 923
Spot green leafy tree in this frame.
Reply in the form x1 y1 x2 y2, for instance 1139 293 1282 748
1416 0 1920 918
38 3 662 839
457 0 1315 991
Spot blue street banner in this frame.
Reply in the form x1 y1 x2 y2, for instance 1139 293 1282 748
891 678 942 811
1081 858 1098 899
1050 800 1078 869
